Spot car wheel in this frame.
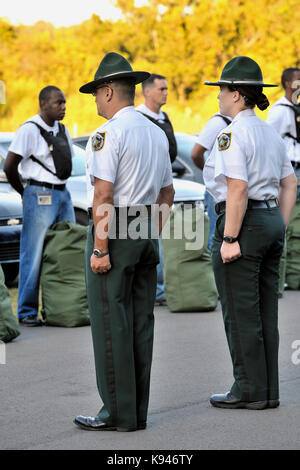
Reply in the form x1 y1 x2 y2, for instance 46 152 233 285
75 209 89 226
2 263 19 285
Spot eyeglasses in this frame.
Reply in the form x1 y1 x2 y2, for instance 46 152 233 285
92 82 113 96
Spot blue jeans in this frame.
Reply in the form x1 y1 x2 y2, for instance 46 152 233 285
156 236 165 301
18 184 75 319
204 190 217 250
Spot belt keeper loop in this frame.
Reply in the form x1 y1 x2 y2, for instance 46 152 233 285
265 199 271 209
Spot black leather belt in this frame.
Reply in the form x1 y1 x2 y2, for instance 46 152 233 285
291 161 300 170
88 205 152 219
215 199 279 215
27 179 66 191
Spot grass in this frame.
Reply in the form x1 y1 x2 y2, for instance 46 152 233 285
7 278 42 320
7 278 18 318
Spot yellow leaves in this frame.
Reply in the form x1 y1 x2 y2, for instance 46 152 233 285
0 0 299 133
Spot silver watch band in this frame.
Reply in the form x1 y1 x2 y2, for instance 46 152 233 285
93 248 109 258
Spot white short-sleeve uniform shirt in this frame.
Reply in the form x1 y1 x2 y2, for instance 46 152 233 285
267 96 300 163
85 106 173 207
135 103 165 123
8 114 74 184
203 109 294 203
197 114 232 152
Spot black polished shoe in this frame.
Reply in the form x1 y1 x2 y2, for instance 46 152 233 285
19 315 43 326
137 421 147 430
210 391 268 410
74 415 137 432
268 399 280 408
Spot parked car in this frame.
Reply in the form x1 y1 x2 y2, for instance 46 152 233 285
0 133 22 284
0 132 205 282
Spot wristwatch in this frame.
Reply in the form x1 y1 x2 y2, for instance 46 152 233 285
223 236 238 243
93 248 109 258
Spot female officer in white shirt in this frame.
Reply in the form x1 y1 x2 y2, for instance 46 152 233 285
203 56 297 410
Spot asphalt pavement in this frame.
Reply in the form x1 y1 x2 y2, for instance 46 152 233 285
1 290 300 451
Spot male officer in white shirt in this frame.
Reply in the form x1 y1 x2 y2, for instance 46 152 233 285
267 68 300 290
4 86 75 326
267 67 300 190
191 113 232 248
136 74 177 163
136 74 177 305
74 52 174 432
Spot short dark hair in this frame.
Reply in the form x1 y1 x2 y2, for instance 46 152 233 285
142 74 166 92
111 78 135 102
281 68 300 89
39 86 61 105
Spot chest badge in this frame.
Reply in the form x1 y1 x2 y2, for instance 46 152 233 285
218 132 232 151
92 132 106 151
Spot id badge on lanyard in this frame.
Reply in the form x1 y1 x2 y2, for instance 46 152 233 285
37 192 52 205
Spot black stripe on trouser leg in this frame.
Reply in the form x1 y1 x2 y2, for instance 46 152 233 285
225 263 250 402
101 274 118 423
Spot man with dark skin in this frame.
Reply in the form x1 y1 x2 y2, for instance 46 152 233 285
4 86 75 326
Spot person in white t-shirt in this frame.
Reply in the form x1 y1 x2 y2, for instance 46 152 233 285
4 86 75 326
267 67 300 197
136 74 177 163
136 74 177 305
191 113 232 249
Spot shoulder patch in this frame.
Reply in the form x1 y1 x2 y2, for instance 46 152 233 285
92 132 106 151
218 132 232 151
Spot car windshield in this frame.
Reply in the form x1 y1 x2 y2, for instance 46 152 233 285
71 145 86 176
175 134 196 159
0 142 10 171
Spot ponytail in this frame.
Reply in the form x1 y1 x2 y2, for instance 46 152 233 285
256 93 269 110
228 84 270 110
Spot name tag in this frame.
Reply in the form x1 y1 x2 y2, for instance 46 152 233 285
37 192 52 205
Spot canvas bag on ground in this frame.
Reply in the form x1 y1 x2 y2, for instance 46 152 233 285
0 265 20 342
278 236 287 298
40 221 90 327
286 199 300 290
162 203 218 312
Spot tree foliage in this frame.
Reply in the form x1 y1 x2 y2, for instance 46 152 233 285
0 0 299 135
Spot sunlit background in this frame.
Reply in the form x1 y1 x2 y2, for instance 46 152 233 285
0 0 299 136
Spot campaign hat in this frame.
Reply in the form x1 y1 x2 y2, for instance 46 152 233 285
205 56 277 87
80 52 150 94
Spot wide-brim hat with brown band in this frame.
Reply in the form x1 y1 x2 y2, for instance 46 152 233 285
79 52 150 94
205 56 278 87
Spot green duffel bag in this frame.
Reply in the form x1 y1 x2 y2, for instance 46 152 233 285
278 236 287 298
286 200 300 290
0 265 20 342
162 203 218 312
40 221 90 327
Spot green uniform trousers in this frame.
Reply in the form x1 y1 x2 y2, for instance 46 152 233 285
212 207 285 402
85 216 159 429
